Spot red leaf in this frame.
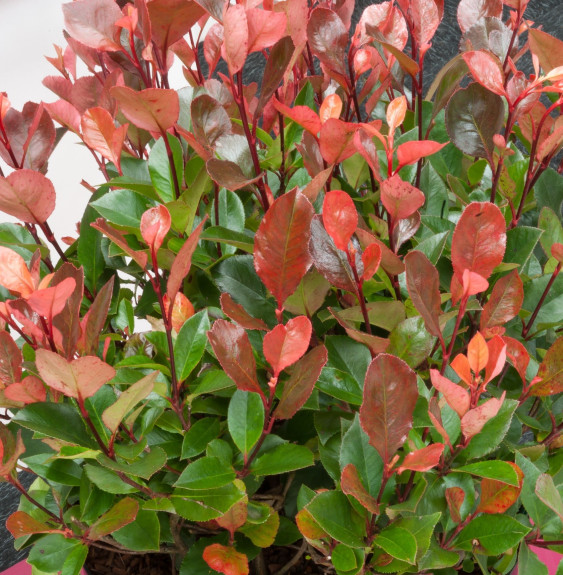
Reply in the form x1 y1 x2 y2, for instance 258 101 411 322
91 219 148 270
208 320 264 398
355 228 404 276
461 269 489 297
166 216 208 306
220 293 268 331
319 94 342 124
409 0 441 49
141 205 171 252
81 107 128 172
203 544 249 575
386 96 407 137
381 175 425 221
405 251 443 341
451 353 472 386
88 497 139 540
44 100 81 133
254 189 314 310
4 376 46 405
204 23 225 77
263 316 312 377
322 190 358 252
341 463 380 514
462 51 506 96
319 119 359 164
461 392 505 439
354 128 382 183
362 243 382 281
0 427 25 479
451 202 506 281
397 443 445 474
110 87 179 135
359 3 408 52
296 508 328 540
530 336 563 396
477 462 523 514
0 247 35 297
222 4 249 75
0 331 22 388
445 487 465 523
480 269 523 331
63 0 122 51
216 499 248 539
307 8 348 76
164 292 195 333
430 369 470 418
528 29 563 74
274 345 327 420
273 99 321 136
457 0 502 34
35 350 116 400
502 336 529 383
428 397 452 450
78 276 115 356
7 511 64 538
360 354 418 464
467 331 489 374
191 95 232 153
484 335 507 385
246 8 287 53
396 140 448 169
0 170 55 225
27 277 76 324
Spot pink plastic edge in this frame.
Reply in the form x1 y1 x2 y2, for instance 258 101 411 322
0 560 88 575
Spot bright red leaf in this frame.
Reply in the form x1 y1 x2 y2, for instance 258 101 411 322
263 316 312 377
467 331 489 375
163 292 194 333
451 353 472 386
461 392 505 439
484 336 507 385
220 293 268 332
91 219 148 270
396 140 448 170
319 119 359 164
341 463 380 514
0 331 22 388
322 190 358 252
63 0 122 51
140 205 171 252
502 336 530 383
430 369 470 418
381 175 425 221
222 4 249 75
461 269 489 297
27 277 76 323
397 443 445 474
319 94 343 124
445 487 465 523
462 51 506 96
0 170 56 224
246 7 287 53
4 376 46 405
203 543 249 575
361 243 382 281
477 462 523 514
0 247 35 297
272 99 321 136
480 269 523 333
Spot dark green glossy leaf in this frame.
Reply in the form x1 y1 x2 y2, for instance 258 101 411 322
91 188 154 228
175 456 236 489
28 534 87 574
200 226 254 253
388 316 436 368
374 525 417 564
452 460 520 485
228 390 264 456
97 447 167 480
175 310 210 382
149 133 184 203
84 464 138 494
181 418 221 459
250 443 314 476
112 509 161 551
454 515 530 555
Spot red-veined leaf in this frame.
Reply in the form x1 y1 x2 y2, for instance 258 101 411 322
220 293 268 331
110 87 179 134
163 292 194 333
91 219 148 270
0 331 22 388
396 140 448 169
203 543 249 575
0 247 35 297
430 369 470 418
81 107 127 172
451 202 506 281
208 320 264 398
319 94 343 124
341 463 379 514
272 98 321 136
477 462 523 514
362 243 382 281
529 337 563 396
461 392 505 439
274 345 327 420
457 0 502 34
397 443 445 474
35 350 116 400
263 316 312 377
222 4 248 75
322 190 357 252
405 251 443 341
4 376 46 405
467 331 489 374
27 277 76 322
254 188 314 310
380 175 425 221
140 205 171 252
480 270 523 332
462 51 506 96
360 354 418 464
246 7 287 53
63 0 122 51
484 336 507 384
319 119 359 164
446 487 465 523
0 170 55 224
6 511 64 538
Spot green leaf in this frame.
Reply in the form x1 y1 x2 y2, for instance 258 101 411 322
518 542 549 575
13 402 97 448
213 189 245 256
228 390 264 456
112 509 161 551
306 491 366 548
250 444 314 476
97 447 167 479
201 226 254 253
149 133 184 203
172 483 246 521
505 226 543 268
174 310 210 382
175 456 236 489
189 371 235 399
331 544 358 572
182 418 221 459
395 513 442 560
535 474 563 521
91 188 154 228
317 367 363 405
522 274 563 331
28 535 87 573
84 464 138 494
374 525 418 564
61 544 89 575
454 515 530 555
388 316 436 368
418 537 460 570
452 460 520 485
414 231 449 265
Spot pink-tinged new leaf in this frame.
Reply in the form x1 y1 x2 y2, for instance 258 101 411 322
445 487 465 523
386 96 407 137
166 216 208 306
307 7 348 76
451 202 506 281
362 243 382 281
360 354 418 464
462 51 505 96
27 277 76 322
428 397 452 450
272 99 321 136
409 0 441 49
35 349 115 401
480 269 523 331
397 443 445 474
274 345 327 420
461 269 489 297
45 100 81 133
457 0 502 34
477 462 523 514
203 543 249 575
220 293 268 331
430 369 470 418
381 175 425 221
322 190 358 252
354 128 382 182
63 0 122 51
396 140 448 169
140 205 171 252
0 332 22 388
529 336 563 396
0 93 9 120
484 336 507 384
263 316 312 377
216 499 248 539
319 119 359 164
405 251 443 340
319 94 343 124
91 219 148 270
208 320 264 398
528 29 563 74
110 87 179 135
81 107 127 172
0 170 55 225
467 331 489 375
163 292 194 333
254 189 314 310
246 8 287 53
222 4 249 75
6 511 65 538
4 376 46 405
0 247 35 297
341 464 380 514
502 336 529 383
451 353 472 386
461 392 505 439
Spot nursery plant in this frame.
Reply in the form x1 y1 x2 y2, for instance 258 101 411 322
0 0 562 573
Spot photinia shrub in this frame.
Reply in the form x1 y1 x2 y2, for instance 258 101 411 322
0 0 562 574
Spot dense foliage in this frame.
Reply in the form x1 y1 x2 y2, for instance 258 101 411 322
0 0 562 573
